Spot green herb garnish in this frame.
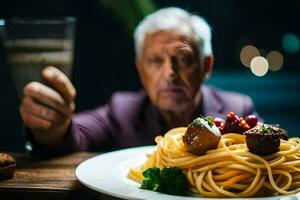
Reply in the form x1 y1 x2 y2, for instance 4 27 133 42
140 167 187 195
191 116 214 128
191 117 201 126
261 124 271 133
203 116 214 128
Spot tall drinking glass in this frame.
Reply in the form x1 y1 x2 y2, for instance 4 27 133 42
0 17 76 98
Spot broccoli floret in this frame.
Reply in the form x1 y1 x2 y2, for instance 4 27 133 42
160 167 187 195
141 167 161 191
140 166 187 195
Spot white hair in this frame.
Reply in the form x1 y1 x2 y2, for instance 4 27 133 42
134 7 213 59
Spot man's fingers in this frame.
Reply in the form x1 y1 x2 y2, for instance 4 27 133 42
20 106 52 131
22 96 67 126
23 81 73 116
42 66 76 104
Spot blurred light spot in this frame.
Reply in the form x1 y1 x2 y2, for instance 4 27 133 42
266 51 284 71
282 33 300 54
240 45 260 67
25 141 32 151
250 56 269 77
0 19 4 26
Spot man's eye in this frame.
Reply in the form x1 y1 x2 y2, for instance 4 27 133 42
179 56 188 63
177 54 195 67
149 57 163 65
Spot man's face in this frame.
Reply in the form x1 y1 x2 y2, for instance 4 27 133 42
136 31 209 112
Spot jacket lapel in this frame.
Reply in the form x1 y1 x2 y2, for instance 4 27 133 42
201 85 224 118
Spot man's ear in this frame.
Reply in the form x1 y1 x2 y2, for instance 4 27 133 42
203 55 214 81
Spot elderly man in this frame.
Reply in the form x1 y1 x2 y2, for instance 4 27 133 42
20 7 258 155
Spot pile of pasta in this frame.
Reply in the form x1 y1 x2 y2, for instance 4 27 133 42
128 127 300 197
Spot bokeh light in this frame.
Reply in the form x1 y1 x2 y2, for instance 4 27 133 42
282 33 300 54
250 56 269 77
266 51 284 71
240 45 260 67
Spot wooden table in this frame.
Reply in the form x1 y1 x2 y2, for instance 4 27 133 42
0 152 122 200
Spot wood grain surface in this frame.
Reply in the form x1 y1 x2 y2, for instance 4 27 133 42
0 151 123 200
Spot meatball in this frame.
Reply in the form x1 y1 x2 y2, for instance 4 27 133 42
268 124 288 140
182 117 221 156
244 124 287 156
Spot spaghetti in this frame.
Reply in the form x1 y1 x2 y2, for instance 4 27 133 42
128 127 300 197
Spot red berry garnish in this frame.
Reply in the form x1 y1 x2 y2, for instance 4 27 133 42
214 117 224 127
228 112 235 116
240 119 250 131
219 123 227 134
246 115 258 128
226 113 240 123
225 112 247 133
226 112 238 123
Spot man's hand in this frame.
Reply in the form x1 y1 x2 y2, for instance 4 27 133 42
20 66 76 146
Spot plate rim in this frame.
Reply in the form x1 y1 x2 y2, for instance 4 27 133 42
75 145 156 200
75 146 300 200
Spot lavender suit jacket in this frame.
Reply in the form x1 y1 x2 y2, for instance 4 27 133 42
28 85 259 156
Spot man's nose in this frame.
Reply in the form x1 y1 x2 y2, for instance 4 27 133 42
162 57 178 80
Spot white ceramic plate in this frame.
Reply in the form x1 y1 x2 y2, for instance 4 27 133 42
75 146 300 200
